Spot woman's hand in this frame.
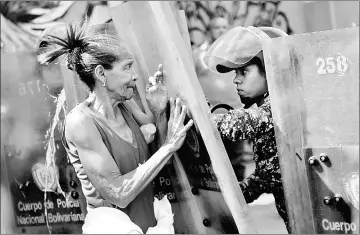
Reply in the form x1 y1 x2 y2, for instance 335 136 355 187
164 97 193 152
145 64 168 115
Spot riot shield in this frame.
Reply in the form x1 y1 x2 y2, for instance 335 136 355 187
110 1 256 234
263 27 359 234
1 51 87 234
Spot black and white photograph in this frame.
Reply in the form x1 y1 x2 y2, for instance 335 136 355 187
1 1 359 234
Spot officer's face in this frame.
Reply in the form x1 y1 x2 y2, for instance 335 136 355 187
233 62 268 100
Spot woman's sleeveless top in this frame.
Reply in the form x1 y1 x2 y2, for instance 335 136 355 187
62 102 156 232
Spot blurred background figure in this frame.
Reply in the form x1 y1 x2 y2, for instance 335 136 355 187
0 1 118 53
193 16 229 74
253 1 280 27
207 16 230 49
272 11 293 35
0 1 75 53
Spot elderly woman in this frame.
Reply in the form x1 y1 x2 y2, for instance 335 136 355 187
204 26 291 233
37 22 193 232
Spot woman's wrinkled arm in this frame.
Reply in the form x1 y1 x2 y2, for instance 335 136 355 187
65 112 173 208
154 111 168 148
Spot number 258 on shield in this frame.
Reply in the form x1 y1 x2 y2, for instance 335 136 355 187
316 55 348 75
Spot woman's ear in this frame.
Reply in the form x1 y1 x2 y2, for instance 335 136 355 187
94 64 106 83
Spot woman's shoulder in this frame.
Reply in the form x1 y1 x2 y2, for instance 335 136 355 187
66 104 88 127
64 104 98 143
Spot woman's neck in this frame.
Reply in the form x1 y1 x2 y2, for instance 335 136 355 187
88 87 123 123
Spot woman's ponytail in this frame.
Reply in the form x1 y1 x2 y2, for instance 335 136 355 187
37 22 88 72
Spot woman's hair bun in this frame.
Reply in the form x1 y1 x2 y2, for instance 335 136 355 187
37 20 89 69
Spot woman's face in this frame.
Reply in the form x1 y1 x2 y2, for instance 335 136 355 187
105 58 138 101
272 14 288 33
233 62 268 100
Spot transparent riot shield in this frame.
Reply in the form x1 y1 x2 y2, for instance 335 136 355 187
1 51 87 234
110 2 256 234
263 27 359 234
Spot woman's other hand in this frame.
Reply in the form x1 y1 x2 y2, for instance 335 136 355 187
140 123 156 144
164 97 193 152
145 64 168 115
